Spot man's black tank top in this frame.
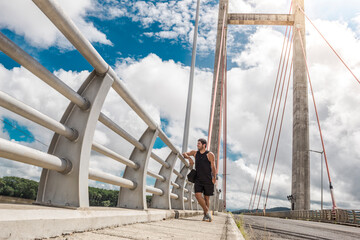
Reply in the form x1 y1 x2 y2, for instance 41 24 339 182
195 150 213 185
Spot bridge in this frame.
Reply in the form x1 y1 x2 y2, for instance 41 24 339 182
0 0 359 239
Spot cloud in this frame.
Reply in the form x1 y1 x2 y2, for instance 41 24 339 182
0 0 112 49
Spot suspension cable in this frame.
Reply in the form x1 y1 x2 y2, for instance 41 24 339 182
297 5 360 85
256 29 295 211
264 60 293 212
223 49 228 209
251 24 294 211
248 16 292 211
297 28 337 210
249 1 294 211
216 42 226 177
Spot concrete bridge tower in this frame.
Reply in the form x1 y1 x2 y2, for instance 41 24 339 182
210 0 310 210
291 0 310 211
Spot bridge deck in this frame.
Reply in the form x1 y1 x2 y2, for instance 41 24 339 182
0 204 243 239
241 215 360 239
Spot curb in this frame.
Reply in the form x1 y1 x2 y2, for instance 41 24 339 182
226 213 246 240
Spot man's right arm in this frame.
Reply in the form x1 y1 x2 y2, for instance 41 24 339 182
182 150 196 167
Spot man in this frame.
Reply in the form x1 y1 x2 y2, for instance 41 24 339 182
183 138 216 222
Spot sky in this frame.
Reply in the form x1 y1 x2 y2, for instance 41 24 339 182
1 0 360 211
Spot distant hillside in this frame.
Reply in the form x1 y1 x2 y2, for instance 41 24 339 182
232 207 290 214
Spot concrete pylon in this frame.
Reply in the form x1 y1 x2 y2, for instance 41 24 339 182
292 0 310 211
209 0 228 212
211 0 310 211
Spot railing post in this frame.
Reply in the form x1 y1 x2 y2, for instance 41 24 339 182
184 182 193 210
36 71 113 208
353 210 357 224
215 188 220 211
151 152 178 209
171 165 189 210
118 128 159 209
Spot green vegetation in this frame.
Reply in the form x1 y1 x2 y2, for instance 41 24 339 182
88 186 118 207
0 176 154 207
0 176 38 200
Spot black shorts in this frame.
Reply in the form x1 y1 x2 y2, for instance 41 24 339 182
194 182 214 196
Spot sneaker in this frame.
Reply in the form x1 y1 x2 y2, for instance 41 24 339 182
205 213 212 222
202 215 207 221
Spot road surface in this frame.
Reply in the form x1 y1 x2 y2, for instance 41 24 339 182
239 215 360 240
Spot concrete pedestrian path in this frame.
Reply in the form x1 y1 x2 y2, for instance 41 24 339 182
52 212 243 240
0 204 243 239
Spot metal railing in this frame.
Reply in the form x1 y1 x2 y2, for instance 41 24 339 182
245 209 360 226
0 0 204 211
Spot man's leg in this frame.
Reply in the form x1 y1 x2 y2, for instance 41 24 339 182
195 192 208 215
204 195 210 209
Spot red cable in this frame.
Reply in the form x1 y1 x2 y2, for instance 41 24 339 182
216 46 226 177
250 24 293 211
223 52 227 209
256 30 295 210
251 24 294 211
297 28 337 210
248 1 294 211
297 5 360 85
249 0 293 211
248 19 291 211
264 61 293 211
208 7 227 150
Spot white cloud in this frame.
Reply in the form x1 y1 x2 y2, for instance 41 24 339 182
0 0 112 49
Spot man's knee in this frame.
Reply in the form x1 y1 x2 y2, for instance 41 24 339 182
195 193 203 199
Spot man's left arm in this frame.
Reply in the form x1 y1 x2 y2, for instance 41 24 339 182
208 152 217 184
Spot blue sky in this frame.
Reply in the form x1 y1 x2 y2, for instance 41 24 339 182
1 0 360 210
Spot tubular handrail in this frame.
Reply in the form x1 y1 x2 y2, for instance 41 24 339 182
171 181 180 189
89 169 136 189
146 186 163 196
147 170 166 182
173 169 184 179
91 142 139 169
0 91 78 141
150 152 170 168
32 0 108 75
99 113 146 151
0 32 89 110
0 138 72 174
170 193 179 199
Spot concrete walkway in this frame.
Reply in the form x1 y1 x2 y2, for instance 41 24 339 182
0 204 243 239
52 212 243 240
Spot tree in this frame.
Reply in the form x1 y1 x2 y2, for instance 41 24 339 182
0 176 120 206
